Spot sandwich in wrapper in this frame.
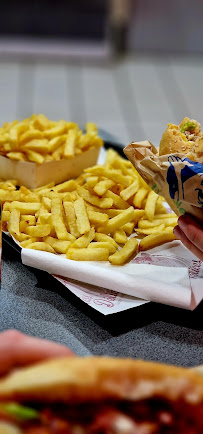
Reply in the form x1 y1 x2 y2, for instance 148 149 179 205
159 117 203 163
0 357 203 433
124 118 203 223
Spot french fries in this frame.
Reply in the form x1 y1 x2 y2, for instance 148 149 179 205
25 224 51 238
1 148 178 265
44 237 71 254
84 166 130 187
109 238 138 265
0 115 103 163
93 179 115 196
136 223 165 235
88 241 117 254
77 186 113 209
74 197 90 235
51 197 75 241
8 202 41 215
2 210 10 222
94 233 118 248
28 242 55 253
67 247 109 262
120 179 139 201
133 187 148 208
139 231 177 251
8 209 20 237
113 229 128 244
70 228 95 249
97 207 134 234
86 208 109 226
145 190 159 222
63 201 80 238
138 217 177 229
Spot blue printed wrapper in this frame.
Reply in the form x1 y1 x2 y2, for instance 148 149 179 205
124 141 203 223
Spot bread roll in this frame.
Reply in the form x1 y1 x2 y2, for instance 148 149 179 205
159 117 203 163
0 357 203 432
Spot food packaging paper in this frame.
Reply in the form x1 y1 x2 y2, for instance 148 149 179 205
21 239 203 314
124 141 203 222
0 146 100 189
53 276 148 315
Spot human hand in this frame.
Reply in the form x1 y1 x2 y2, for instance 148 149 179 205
0 330 75 376
173 214 203 261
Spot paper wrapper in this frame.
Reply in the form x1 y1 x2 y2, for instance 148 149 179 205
21 238 203 313
124 141 203 223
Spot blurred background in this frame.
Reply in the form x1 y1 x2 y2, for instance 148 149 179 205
0 0 203 146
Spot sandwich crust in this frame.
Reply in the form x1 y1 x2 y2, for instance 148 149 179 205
159 117 203 163
0 357 202 405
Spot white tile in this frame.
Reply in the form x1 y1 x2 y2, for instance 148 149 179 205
82 65 128 140
141 122 167 147
113 61 145 141
125 122 150 143
67 65 86 126
126 58 174 125
170 57 203 122
97 121 128 145
17 63 35 119
0 62 20 123
33 64 71 120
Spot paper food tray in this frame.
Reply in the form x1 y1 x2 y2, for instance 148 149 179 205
0 146 100 189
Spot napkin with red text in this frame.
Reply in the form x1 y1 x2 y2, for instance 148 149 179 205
21 238 203 314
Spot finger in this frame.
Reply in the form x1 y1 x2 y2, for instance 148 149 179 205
173 225 203 261
178 214 203 252
0 330 75 376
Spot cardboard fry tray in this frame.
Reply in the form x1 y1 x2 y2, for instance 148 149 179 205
0 146 100 189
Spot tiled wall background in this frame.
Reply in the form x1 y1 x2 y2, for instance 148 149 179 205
0 54 203 147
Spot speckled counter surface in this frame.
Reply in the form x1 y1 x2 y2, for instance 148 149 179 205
1 241 203 367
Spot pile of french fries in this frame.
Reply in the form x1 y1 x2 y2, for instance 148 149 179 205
1 149 178 265
0 115 103 164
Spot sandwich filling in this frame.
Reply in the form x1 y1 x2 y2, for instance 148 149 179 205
0 397 203 434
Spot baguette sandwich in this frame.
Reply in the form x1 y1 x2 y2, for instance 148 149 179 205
0 357 203 433
124 117 203 221
159 117 203 163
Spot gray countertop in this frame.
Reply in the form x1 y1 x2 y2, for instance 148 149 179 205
1 240 203 367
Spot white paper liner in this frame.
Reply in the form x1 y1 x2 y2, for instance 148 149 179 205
21 239 203 313
53 276 148 315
